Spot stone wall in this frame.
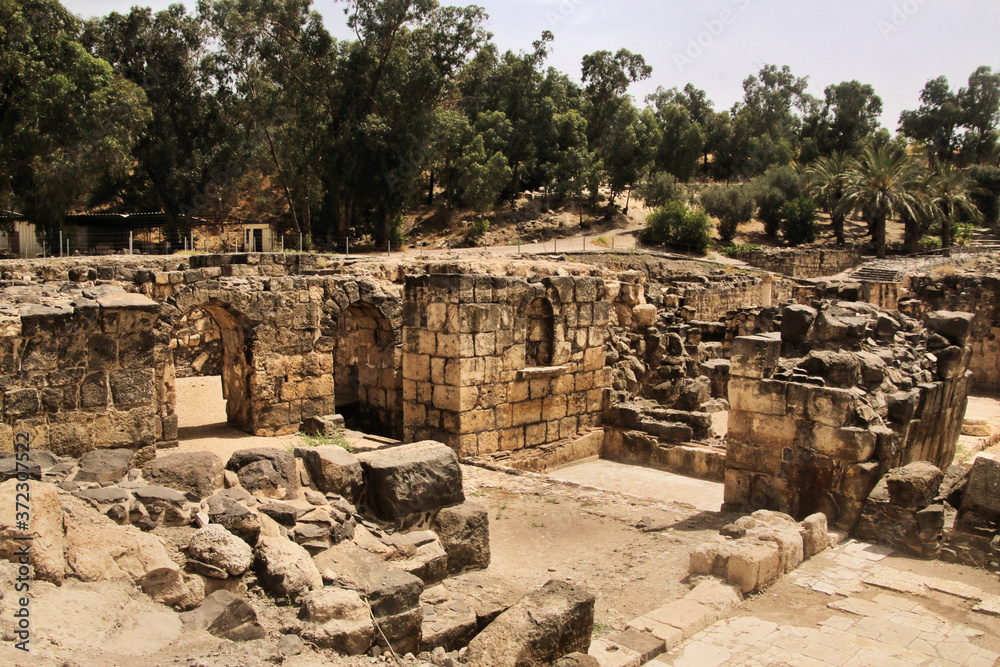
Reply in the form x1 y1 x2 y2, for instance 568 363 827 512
903 274 1000 392
724 302 973 529
730 246 862 279
170 307 222 378
0 288 161 456
402 274 609 458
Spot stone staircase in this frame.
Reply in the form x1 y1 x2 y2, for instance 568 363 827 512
850 262 905 283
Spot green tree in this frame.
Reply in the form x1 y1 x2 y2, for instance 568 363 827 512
700 184 754 243
926 163 983 252
779 195 818 246
639 172 684 209
843 146 926 258
752 164 802 237
805 152 853 245
900 75 965 164
959 66 1000 162
580 48 651 146
646 97 703 182
84 4 227 234
641 200 710 254
600 102 656 210
1 0 148 239
801 80 883 158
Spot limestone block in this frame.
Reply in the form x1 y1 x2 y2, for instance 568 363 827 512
961 453 1000 521
724 539 782 593
296 446 363 503
188 524 253 576
631 305 658 328
799 512 829 559
466 580 595 667
728 377 786 416
809 426 876 463
254 536 322 600
643 599 716 639
729 335 781 379
0 480 64 583
179 589 265 641
298 588 374 654
806 386 856 427
431 501 491 574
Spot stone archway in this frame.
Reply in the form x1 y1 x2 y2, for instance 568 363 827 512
156 288 258 441
170 302 253 432
334 301 401 438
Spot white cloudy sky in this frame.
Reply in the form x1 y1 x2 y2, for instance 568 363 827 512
63 0 1000 131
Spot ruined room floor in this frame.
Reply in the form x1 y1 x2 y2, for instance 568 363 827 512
548 459 725 512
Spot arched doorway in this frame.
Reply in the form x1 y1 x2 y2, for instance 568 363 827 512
334 301 401 438
169 302 252 436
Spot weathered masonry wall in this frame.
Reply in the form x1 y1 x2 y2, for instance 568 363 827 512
902 274 1000 393
402 274 609 458
725 303 973 530
0 290 161 456
730 246 862 279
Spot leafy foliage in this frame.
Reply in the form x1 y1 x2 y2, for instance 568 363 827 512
779 195 818 245
752 165 802 237
639 172 684 209
700 184 755 243
641 201 711 254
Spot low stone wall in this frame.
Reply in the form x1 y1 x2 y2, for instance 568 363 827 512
0 289 162 456
731 246 862 279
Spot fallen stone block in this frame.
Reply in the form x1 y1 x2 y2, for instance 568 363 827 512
430 501 491 574
960 454 1000 522
298 587 374 655
0 480 64 583
75 448 134 483
358 441 464 521
188 523 253 576
554 653 601 667
466 580 596 667
143 451 224 499
300 414 346 436
606 628 665 663
180 590 265 641
227 447 299 499
724 539 782 593
886 461 943 508
296 446 363 503
254 536 322 600
684 579 742 617
588 638 641 667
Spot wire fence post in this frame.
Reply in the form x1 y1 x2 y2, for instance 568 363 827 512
299 233 303 253
387 239 391 257
345 237 349 256
59 231 63 258
129 231 133 255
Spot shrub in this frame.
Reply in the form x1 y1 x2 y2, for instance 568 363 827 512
752 164 802 237
700 185 755 243
719 243 762 257
592 235 610 247
639 172 685 209
780 195 818 246
466 218 490 241
641 201 711 254
969 164 1000 225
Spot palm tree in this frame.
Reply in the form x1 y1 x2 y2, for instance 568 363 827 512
805 152 852 245
843 146 927 259
926 163 984 254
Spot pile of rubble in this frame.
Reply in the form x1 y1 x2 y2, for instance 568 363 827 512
0 439 596 665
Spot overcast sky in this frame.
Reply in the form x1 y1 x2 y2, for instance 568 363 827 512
63 0 1000 131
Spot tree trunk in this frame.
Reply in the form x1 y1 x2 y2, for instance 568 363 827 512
875 215 887 259
624 185 632 214
903 215 920 253
941 215 952 256
833 213 846 246
427 170 434 206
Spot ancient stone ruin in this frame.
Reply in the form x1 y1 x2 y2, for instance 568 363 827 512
0 249 998 665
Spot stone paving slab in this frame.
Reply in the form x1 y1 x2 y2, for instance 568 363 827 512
653 539 1000 666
